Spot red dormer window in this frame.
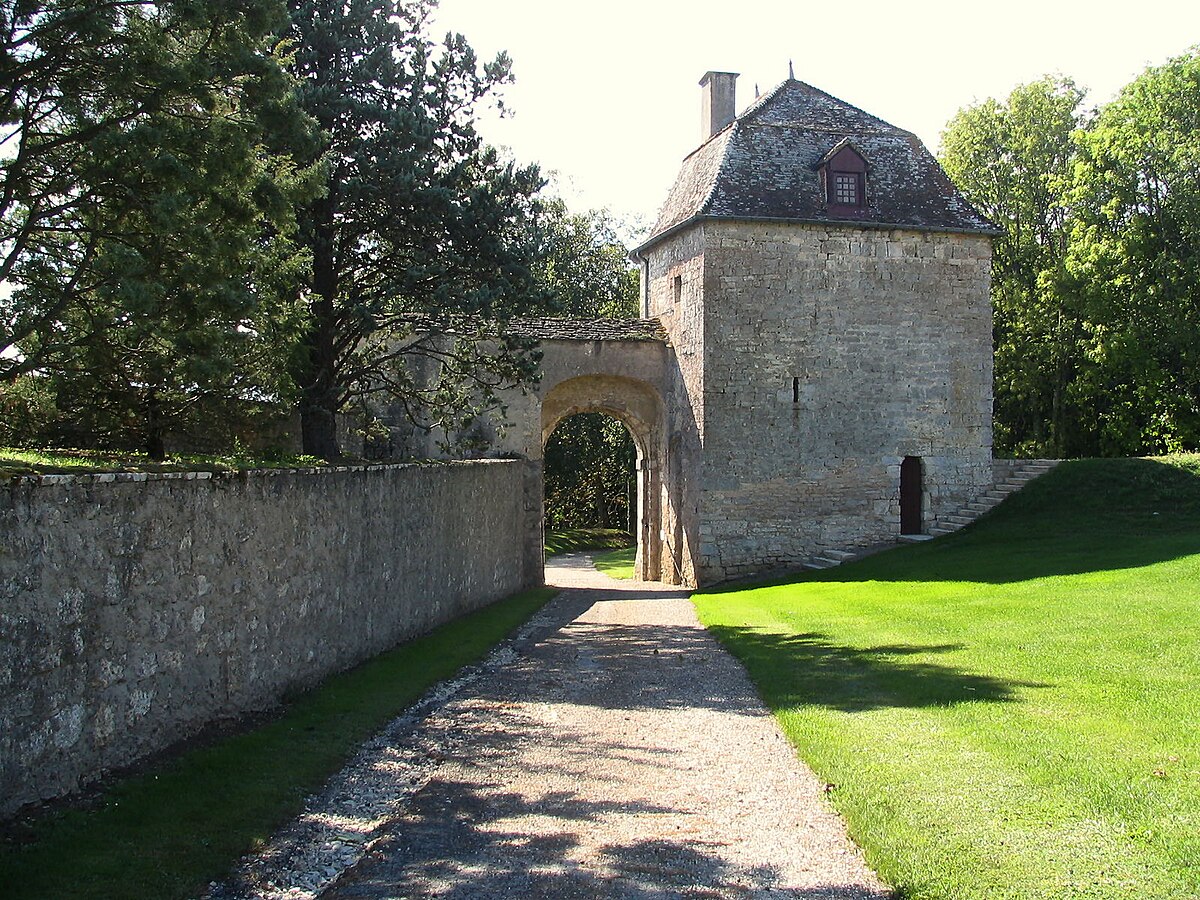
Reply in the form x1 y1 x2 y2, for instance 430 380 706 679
818 141 868 209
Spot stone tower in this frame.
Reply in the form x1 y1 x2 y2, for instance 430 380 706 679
632 72 997 584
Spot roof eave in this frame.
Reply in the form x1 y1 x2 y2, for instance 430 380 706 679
630 214 706 260
634 214 1000 258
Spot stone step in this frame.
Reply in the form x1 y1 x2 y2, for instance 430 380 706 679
805 557 840 570
822 549 856 561
898 533 935 543
1012 465 1058 480
920 459 1063 547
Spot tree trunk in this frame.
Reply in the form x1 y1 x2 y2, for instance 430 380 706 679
296 190 342 460
145 391 166 461
299 397 340 460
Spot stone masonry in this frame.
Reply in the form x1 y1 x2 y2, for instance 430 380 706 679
645 221 993 581
630 72 997 583
366 71 996 588
1 69 998 819
0 461 541 817
377 71 996 587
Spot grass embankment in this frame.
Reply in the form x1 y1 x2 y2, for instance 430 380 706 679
695 456 1200 900
0 587 555 900
544 527 631 557
593 545 636 579
0 447 326 478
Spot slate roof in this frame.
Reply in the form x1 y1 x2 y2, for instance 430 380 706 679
508 317 668 343
635 79 996 255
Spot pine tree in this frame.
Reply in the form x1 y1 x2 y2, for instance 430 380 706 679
0 1 314 456
284 0 547 458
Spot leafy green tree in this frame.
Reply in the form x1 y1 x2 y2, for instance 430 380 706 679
534 197 641 531
0 374 57 446
284 0 548 458
0 1 313 456
940 76 1089 456
544 412 636 531
1068 48 1200 454
530 197 640 319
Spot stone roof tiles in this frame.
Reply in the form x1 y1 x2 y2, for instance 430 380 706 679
637 79 996 254
508 317 668 343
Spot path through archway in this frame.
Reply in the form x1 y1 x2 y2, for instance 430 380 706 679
540 374 666 582
544 412 637 551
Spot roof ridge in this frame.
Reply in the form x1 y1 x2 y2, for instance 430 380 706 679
741 78 907 134
744 121 909 137
508 316 669 344
635 75 996 254
737 78 792 121
697 124 738 217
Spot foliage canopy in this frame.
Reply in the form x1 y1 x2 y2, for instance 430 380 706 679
0 0 313 456
940 48 1200 456
284 0 550 457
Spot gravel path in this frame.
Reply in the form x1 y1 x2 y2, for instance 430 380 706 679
211 554 888 899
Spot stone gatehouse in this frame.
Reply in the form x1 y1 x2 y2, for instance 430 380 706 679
400 71 996 588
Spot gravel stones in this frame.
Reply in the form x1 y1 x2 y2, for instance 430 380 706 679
209 555 888 899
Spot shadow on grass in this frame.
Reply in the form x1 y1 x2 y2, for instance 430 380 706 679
205 571 896 899
707 458 1200 587
544 528 633 557
539 559 1035 714
704 627 1043 712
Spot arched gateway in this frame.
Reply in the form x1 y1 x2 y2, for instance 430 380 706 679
541 374 664 583
371 71 996 588
494 319 691 585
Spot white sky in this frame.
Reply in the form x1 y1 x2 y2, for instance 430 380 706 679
432 1 1200 231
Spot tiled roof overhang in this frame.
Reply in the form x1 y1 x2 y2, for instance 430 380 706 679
633 79 999 258
508 317 668 343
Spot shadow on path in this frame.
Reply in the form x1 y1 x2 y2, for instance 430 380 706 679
320 555 891 899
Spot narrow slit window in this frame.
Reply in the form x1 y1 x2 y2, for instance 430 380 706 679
672 273 682 305
792 377 800 404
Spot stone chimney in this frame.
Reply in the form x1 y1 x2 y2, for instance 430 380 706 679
699 71 738 143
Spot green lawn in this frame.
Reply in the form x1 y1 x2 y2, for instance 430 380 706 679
0 447 326 478
544 527 632 556
593 545 636 579
695 456 1200 900
0 587 555 900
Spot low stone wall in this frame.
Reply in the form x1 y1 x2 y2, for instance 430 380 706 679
0 460 542 817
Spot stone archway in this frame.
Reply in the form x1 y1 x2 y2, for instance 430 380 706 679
540 374 666 582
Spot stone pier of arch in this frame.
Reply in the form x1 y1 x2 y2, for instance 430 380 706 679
490 319 698 587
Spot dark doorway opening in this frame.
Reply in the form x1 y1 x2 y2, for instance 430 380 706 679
900 456 924 535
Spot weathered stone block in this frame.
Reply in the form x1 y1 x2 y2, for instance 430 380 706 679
0 461 542 817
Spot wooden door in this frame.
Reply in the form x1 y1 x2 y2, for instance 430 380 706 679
900 456 923 535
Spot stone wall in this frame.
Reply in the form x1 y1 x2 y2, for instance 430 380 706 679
644 227 707 586
0 461 541 817
647 220 994 583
